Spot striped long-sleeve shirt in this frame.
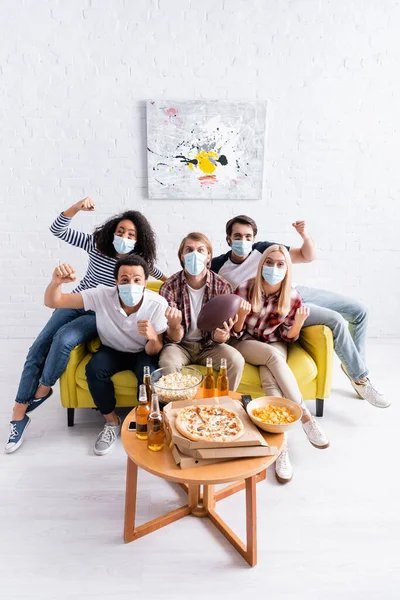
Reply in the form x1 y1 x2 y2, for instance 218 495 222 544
50 213 164 293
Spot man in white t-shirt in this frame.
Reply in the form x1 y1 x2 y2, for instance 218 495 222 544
43 254 168 455
159 232 245 390
211 215 388 412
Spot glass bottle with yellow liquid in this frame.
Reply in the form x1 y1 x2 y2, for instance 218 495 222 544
143 365 153 404
217 358 229 396
203 357 215 398
136 384 150 440
147 393 165 451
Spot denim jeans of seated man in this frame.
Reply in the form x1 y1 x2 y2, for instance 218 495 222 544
15 308 97 404
296 285 368 382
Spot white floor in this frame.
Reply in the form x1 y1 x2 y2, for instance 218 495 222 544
0 339 399 600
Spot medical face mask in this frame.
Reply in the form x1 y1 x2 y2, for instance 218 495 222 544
184 251 207 276
262 265 287 286
231 239 253 258
113 235 136 255
118 284 144 307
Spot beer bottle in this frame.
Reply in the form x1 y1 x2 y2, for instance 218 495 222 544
143 366 153 404
147 393 165 452
203 357 215 398
136 384 150 440
217 358 229 396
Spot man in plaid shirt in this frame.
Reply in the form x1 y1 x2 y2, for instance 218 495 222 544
159 232 245 391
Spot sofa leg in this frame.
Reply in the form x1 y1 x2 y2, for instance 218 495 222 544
316 399 324 418
67 408 75 427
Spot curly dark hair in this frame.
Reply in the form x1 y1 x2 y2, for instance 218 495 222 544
93 210 157 268
113 254 149 280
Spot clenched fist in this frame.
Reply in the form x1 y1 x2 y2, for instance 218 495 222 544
76 197 95 212
237 298 252 320
52 263 77 284
292 221 309 238
137 320 158 341
293 305 310 326
165 306 182 329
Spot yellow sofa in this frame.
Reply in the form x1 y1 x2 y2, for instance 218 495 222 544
60 282 333 425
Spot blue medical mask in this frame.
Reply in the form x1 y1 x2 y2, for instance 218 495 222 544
118 284 144 307
262 265 287 286
113 235 136 255
231 240 253 258
184 251 207 276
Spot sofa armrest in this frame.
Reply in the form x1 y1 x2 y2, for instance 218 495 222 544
298 325 334 399
59 343 87 408
87 337 101 354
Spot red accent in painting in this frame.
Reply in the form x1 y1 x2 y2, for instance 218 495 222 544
198 175 217 186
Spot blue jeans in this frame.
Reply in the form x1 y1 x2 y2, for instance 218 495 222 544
296 285 369 381
15 308 98 404
85 345 159 414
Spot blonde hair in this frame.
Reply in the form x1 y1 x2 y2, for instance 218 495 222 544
178 232 213 268
251 245 293 316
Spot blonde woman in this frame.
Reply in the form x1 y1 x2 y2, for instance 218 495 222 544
233 245 329 484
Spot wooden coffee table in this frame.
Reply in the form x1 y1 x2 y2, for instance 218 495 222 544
121 392 284 567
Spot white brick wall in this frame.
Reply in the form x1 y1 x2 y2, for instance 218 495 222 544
1 0 399 339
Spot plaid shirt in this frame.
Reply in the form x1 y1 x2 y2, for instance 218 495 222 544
160 270 232 345
233 279 302 343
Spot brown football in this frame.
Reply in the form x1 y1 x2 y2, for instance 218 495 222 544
197 294 242 332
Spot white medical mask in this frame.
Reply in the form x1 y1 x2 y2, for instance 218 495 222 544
184 251 207 276
113 235 136 255
231 240 253 258
262 265 287 286
118 283 144 307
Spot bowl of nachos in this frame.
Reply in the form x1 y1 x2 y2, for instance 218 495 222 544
246 396 302 433
151 366 204 403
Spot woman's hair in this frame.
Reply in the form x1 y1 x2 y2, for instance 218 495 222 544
250 244 293 316
113 254 149 280
93 210 157 267
178 232 213 268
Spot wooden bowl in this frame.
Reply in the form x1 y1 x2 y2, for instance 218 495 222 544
246 396 302 433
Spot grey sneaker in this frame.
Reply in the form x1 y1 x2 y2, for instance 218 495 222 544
94 419 121 455
5 415 31 454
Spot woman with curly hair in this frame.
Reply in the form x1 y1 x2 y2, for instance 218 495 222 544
5 197 166 453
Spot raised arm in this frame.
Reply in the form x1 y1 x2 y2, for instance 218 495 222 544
44 264 84 310
288 221 316 264
150 264 168 282
49 197 95 252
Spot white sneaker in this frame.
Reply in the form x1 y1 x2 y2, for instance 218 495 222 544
302 417 330 449
351 379 390 409
340 364 390 409
94 418 121 455
275 444 292 484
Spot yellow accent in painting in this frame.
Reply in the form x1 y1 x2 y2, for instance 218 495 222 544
195 150 218 174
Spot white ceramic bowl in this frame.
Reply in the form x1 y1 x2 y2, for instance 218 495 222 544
150 366 204 403
246 396 302 433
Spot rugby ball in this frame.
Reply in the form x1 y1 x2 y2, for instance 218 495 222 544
197 294 242 332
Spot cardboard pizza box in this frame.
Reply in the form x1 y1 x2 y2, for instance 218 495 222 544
163 396 271 450
171 444 232 469
174 441 278 459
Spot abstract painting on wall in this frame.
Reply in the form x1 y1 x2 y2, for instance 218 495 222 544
146 100 266 199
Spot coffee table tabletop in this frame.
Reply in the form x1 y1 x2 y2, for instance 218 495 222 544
121 391 284 567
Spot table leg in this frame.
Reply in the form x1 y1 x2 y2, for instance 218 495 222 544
214 468 266 503
124 456 138 543
203 485 216 511
206 474 258 567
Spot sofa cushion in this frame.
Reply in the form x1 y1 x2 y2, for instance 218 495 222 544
76 341 317 399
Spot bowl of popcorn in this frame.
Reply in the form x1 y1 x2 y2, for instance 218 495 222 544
150 366 204 403
246 396 302 433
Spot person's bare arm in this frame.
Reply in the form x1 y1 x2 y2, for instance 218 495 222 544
44 264 84 309
285 306 310 339
165 306 184 343
62 197 95 218
289 221 316 264
137 321 164 355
